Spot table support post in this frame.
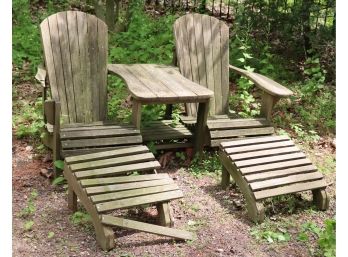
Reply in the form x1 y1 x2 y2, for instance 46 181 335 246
194 100 209 157
132 99 142 130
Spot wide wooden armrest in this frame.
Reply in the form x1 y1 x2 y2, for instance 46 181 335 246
229 65 293 97
35 64 47 88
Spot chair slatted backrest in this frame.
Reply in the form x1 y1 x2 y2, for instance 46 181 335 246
40 11 108 124
173 13 229 117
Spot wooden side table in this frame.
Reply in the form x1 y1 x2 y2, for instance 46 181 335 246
108 64 214 156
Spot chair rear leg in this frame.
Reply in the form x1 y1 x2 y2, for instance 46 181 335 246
312 189 329 210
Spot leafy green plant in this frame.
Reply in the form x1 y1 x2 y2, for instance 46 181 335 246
52 176 67 186
251 227 291 243
19 190 38 218
318 219 336 257
188 151 221 177
24 220 35 231
70 211 92 228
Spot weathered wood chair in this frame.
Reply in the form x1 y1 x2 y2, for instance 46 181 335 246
173 13 292 147
36 11 192 250
35 11 142 168
173 14 329 221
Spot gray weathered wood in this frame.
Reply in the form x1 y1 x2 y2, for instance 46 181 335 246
220 135 289 148
91 184 179 204
60 128 139 139
254 180 327 200
74 161 161 179
80 173 169 187
211 127 274 139
101 215 193 240
96 190 184 212
70 153 155 172
65 145 149 164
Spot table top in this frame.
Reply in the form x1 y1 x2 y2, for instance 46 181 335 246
108 64 214 103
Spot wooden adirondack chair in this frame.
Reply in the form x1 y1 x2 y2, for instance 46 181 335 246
173 13 293 147
35 11 142 170
173 14 329 222
36 11 193 250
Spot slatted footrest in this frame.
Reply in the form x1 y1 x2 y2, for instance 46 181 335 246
60 122 142 157
63 145 190 248
219 135 328 221
141 120 193 149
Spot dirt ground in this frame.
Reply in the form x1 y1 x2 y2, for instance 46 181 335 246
12 135 336 257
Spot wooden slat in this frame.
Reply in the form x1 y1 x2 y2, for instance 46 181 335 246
211 16 223 114
229 146 300 161
80 173 170 187
74 161 161 179
220 135 290 148
211 127 274 139
240 158 312 174
233 152 306 168
91 184 178 203
70 153 155 171
61 124 136 131
65 145 149 164
225 140 294 154
76 11 91 122
140 64 196 99
60 128 139 139
62 145 141 158
244 165 317 182
86 178 174 195
87 14 99 121
101 215 193 240
126 64 177 99
61 135 142 149
96 190 183 212
40 19 59 100
220 19 229 114
97 18 108 120
254 180 327 200
57 12 77 123
186 14 199 84
48 14 70 123
62 120 133 128
193 14 207 89
202 14 215 115
108 64 157 100
250 172 323 191
208 118 271 130
67 11 84 123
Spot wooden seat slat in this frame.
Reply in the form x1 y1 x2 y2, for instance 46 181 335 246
65 145 149 164
224 140 295 154
86 178 174 195
220 135 289 148
96 190 184 212
240 158 312 174
80 173 170 187
70 153 156 172
210 127 274 139
208 118 271 130
233 152 306 168
74 161 161 179
60 128 140 139
254 180 327 200
229 146 300 161
244 165 317 182
250 172 324 191
62 135 142 149
91 184 179 203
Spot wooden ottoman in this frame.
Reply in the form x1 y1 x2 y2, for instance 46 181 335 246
64 145 192 250
218 135 329 222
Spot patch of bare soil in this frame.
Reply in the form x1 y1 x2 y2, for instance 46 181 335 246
12 136 336 257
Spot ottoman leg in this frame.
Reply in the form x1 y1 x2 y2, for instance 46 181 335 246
157 202 174 227
312 189 329 210
68 186 77 212
221 166 231 190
